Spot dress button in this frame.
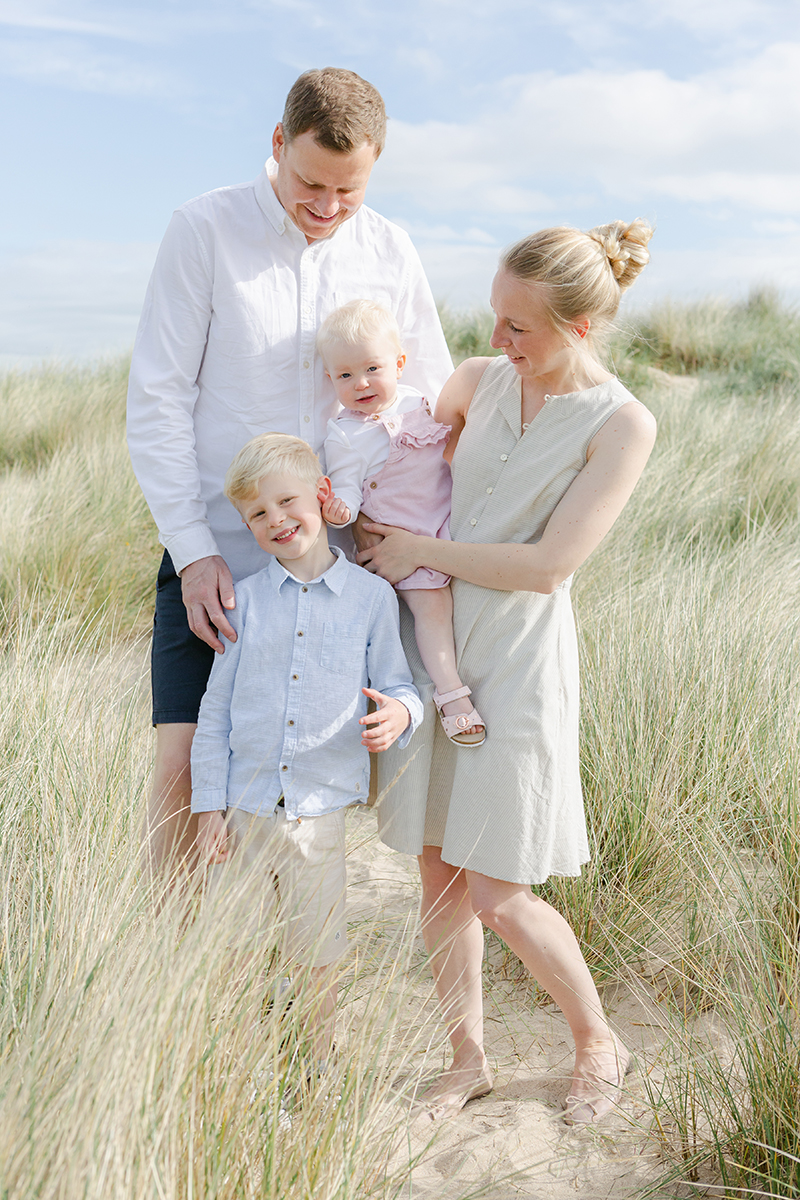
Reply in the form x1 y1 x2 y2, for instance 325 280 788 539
470 518 477 526
486 487 493 494
371 414 380 421
369 481 377 489
500 454 508 462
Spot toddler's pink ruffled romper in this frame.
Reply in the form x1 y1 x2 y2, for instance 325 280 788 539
325 390 453 590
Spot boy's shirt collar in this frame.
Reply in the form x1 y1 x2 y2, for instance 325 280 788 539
266 545 349 596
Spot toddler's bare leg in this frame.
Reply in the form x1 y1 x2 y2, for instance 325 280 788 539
401 587 483 736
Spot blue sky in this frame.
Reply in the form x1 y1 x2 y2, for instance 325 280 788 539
2 0 800 365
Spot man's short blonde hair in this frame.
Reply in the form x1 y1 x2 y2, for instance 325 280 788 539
316 299 403 364
224 433 323 506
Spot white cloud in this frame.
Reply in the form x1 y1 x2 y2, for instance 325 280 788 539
0 241 157 359
0 37 187 97
371 43 800 222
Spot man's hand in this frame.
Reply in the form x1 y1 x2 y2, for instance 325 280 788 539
180 555 236 653
321 494 351 526
359 687 411 752
353 509 384 554
196 810 229 865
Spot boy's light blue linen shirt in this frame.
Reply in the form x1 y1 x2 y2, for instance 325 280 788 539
190 548 423 820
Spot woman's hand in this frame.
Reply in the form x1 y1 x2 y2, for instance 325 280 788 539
356 524 423 584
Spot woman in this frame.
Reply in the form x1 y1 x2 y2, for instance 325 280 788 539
357 219 657 1123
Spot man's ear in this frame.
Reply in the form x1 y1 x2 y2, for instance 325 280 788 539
317 476 333 505
272 123 285 161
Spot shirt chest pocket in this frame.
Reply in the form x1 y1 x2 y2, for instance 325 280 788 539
319 622 367 676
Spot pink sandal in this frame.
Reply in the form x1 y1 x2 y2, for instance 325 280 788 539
433 686 486 747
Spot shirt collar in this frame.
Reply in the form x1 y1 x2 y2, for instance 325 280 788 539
267 545 349 595
253 158 294 238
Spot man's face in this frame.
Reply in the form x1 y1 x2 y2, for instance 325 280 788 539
271 125 377 242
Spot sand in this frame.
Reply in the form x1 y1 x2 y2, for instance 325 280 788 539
343 807 691 1200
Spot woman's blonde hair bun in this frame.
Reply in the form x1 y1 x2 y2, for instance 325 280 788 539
587 219 653 292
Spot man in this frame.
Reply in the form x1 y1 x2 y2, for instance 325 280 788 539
127 67 453 876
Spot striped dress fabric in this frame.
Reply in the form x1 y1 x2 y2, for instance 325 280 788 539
376 354 640 885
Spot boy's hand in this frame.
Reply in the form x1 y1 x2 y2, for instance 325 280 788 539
321 494 351 526
196 811 230 865
359 687 411 752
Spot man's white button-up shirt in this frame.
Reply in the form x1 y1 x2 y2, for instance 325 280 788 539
127 160 453 582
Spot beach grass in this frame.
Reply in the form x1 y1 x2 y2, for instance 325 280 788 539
1 292 799 1197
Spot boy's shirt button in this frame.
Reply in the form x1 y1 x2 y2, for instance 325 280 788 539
281 764 288 771
302 586 308 592
288 720 294 726
297 630 303 636
292 674 299 680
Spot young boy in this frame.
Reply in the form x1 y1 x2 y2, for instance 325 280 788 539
190 431 423 1078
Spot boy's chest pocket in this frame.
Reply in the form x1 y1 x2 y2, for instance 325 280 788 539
319 623 367 676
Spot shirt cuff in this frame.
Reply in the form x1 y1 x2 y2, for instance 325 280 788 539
190 791 227 813
163 525 223 575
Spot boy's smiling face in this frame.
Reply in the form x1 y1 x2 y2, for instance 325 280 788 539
240 471 335 580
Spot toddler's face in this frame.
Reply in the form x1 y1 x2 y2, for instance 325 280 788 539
325 335 406 416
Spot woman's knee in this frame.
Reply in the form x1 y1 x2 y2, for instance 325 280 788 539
419 846 467 907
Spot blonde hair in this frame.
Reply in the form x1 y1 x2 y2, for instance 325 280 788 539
500 219 654 352
316 299 403 363
282 68 386 157
224 433 322 505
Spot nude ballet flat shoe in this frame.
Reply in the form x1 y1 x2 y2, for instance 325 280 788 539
562 1047 634 1126
414 1063 494 1121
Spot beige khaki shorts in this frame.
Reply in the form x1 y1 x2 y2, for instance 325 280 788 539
205 806 348 968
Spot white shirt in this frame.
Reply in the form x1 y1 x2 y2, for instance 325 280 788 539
189 549 423 819
126 159 454 582
324 386 426 523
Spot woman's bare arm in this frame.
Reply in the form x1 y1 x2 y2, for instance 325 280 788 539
434 357 494 463
358 401 657 593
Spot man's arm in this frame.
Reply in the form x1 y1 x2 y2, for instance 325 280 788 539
391 235 453 406
127 209 237 648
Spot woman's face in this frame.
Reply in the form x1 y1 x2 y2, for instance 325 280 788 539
489 270 575 380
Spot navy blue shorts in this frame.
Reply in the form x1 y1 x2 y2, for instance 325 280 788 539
150 550 216 726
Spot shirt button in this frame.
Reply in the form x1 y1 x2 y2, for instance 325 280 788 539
288 720 294 726
297 630 303 637
470 518 477 526
302 586 308 592
281 765 288 772
304 415 311 423
371 414 380 421
292 674 299 680
303 361 310 369
500 454 508 462
486 487 493 494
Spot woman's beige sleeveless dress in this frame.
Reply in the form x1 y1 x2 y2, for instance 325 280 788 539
376 354 639 885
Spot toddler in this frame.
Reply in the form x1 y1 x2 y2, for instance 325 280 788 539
318 300 485 746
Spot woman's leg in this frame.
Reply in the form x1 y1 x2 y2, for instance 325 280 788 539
417 846 493 1110
466 870 628 1118
401 587 482 734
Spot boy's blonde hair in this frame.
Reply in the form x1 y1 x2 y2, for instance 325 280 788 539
224 433 323 506
316 299 403 363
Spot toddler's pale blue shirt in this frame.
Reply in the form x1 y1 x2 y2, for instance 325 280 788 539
190 549 423 820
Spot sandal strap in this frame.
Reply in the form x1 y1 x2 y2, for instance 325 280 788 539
439 707 483 737
433 685 472 711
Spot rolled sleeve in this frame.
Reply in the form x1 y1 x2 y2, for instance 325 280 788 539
190 602 243 812
366 587 424 744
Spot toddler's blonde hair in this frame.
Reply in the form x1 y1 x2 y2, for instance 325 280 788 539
316 299 403 363
500 219 654 355
224 432 323 506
